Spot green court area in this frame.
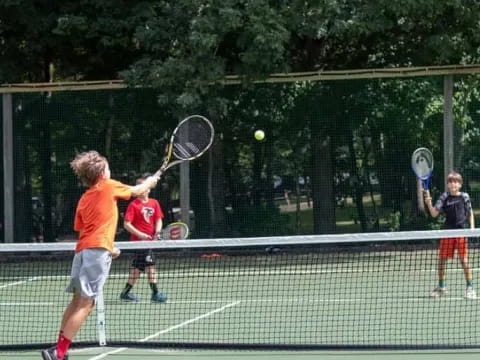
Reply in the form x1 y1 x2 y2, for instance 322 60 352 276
2 245 480 352
2 348 480 360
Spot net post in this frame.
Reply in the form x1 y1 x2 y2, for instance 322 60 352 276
96 289 107 346
2 93 14 243
443 75 454 190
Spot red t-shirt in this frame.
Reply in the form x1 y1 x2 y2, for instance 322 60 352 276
124 198 164 241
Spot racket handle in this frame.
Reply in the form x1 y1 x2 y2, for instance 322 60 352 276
154 168 165 179
421 177 431 191
423 190 432 201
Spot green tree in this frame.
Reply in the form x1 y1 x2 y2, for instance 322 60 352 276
4 0 480 238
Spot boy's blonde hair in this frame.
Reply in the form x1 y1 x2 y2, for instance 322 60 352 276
447 171 463 184
70 151 107 187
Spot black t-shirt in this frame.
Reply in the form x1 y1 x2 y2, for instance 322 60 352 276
434 192 472 229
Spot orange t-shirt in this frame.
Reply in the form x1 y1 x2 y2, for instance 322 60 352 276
74 178 131 253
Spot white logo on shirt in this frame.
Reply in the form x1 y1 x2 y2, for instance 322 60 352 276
141 207 154 223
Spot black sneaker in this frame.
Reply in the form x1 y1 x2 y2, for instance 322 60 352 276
41 346 69 360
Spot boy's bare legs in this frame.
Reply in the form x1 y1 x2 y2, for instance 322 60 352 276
120 268 141 301
148 265 167 303
438 258 447 285
431 258 448 297
147 265 156 283
459 257 472 282
459 257 476 298
48 292 94 359
62 293 95 339
128 268 141 286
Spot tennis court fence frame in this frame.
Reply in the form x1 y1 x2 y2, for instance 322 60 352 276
2 64 480 244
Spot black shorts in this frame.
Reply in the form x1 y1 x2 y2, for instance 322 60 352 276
131 250 155 271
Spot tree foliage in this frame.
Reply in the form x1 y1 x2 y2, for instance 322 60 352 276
2 1 480 240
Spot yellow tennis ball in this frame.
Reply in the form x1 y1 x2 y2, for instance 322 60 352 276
254 130 265 141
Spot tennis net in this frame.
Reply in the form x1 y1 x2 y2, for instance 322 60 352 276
1 229 480 350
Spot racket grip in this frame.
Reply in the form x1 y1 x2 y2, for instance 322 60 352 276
423 190 432 201
154 168 165 179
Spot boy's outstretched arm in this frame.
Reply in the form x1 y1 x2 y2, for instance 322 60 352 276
130 175 159 197
424 190 440 218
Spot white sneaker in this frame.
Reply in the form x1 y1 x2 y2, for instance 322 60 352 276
430 287 448 297
465 287 476 299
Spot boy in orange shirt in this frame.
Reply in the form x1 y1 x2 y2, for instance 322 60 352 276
41 151 160 360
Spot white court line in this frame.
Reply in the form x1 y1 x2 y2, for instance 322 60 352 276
87 301 240 360
169 296 479 304
0 302 56 306
176 297 478 303
105 299 226 305
3 267 480 282
1 295 477 307
0 276 41 289
0 278 34 289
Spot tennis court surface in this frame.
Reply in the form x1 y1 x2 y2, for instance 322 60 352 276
3 349 480 360
2 229 480 358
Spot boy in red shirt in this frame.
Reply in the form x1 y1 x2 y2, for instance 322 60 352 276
119 177 167 303
42 151 160 360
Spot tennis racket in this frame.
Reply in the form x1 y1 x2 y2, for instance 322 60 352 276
158 222 189 240
154 115 214 178
411 147 434 190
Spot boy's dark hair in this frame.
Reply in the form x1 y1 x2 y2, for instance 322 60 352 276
447 171 463 184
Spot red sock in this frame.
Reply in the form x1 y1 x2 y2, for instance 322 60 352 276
57 330 64 343
56 334 71 360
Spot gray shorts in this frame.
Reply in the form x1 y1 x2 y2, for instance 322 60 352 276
65 248 112 300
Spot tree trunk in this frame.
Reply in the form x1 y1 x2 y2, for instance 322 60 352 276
105 95 114 159
40 95 54 242
348 131 367 232
416 178 425 214
295 167 301 233
361 136 379 230
265 137 275 210
252 141 262 206
15 107 33 242
191 162 210 238
311 124 336 234
208 135 226 237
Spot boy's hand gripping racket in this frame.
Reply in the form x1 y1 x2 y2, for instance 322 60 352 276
411 147 434 191
154 115 214 178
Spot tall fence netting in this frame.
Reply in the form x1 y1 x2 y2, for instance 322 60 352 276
3 75 480 242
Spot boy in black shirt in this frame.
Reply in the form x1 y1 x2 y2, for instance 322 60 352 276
424 171 476 299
